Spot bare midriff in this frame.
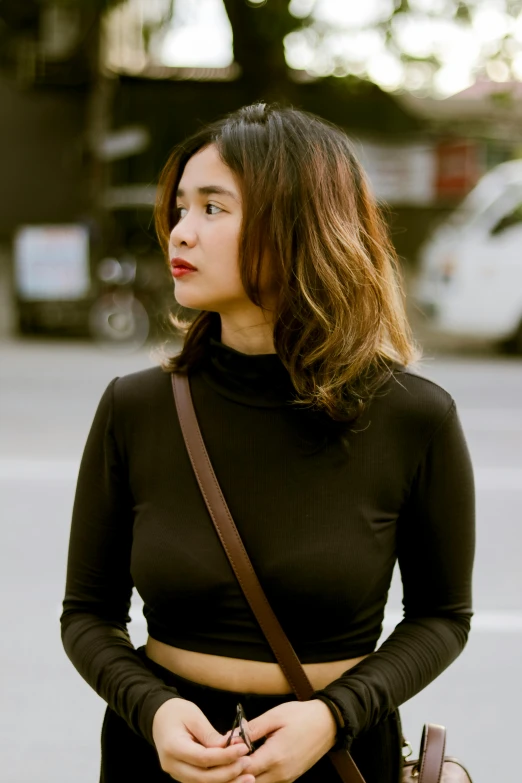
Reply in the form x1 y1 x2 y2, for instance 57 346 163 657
145 636 370 694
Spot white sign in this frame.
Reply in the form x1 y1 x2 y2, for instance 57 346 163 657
355 140 436 206
95 126 150 161
14 224 91 301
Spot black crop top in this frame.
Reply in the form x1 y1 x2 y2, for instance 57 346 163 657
60 333 475 749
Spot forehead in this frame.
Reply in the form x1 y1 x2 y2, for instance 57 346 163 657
178 145 239 194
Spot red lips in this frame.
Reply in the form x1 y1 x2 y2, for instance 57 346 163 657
171 257 197 270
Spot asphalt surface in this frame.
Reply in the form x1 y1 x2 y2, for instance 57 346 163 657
1 332 520 783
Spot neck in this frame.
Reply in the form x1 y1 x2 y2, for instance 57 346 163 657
219 310 276 355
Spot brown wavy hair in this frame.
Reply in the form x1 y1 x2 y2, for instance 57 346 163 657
154 102 422 425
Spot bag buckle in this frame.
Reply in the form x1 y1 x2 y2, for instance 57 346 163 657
402 738 413 760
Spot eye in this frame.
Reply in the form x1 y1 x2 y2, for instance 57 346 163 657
175 206 187 219
206 203 222 215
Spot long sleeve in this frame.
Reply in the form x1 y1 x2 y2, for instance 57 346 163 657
60 378 182 746
315 399 475 748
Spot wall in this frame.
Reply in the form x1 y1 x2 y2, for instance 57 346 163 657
0 77 88 239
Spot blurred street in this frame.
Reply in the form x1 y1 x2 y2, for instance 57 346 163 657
2 1 522 781
0 335 520 783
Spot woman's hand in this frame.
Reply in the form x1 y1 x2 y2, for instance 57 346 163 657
152 698 255 783
240 699 338 783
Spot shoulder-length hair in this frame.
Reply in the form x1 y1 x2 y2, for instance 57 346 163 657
154 102 422 425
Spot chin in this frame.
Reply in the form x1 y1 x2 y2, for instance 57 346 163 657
174 290 217 312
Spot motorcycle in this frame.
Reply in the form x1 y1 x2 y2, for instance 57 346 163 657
88 253 161 352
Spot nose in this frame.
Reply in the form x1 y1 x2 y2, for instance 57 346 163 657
170 212 197 250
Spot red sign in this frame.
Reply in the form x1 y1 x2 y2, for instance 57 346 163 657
435 139 483 200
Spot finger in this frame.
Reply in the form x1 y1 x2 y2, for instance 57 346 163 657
221 728 241 745
246 709 283 745
184 717 247 758
205 729 250 752
249 773 274 783
167 753 254 783
175 735 251 769
239 732 284 779
225 728 247 746
203 728 232 748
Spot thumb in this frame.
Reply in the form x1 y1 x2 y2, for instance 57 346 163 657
183 709 227 749
201 728 228 749
246 709 281 744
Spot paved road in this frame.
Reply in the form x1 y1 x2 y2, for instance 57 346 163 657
1 335 520 783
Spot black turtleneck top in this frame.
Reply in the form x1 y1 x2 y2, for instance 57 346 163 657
60 333 475 750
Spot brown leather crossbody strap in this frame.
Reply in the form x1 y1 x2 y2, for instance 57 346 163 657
172 372 366 783
419 724 446 783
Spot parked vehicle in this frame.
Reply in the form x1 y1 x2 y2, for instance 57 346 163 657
412 159 522 353
14 223 93 336
13 207 175 346
88 254 151 351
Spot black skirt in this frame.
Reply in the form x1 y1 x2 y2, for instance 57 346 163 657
100 646 403 783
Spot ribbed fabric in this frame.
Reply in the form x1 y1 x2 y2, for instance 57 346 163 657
60 333 475 750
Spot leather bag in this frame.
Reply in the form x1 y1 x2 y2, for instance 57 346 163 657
171 372 474 783
401 724 473 782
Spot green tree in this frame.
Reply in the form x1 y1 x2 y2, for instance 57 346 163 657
4 1 522 96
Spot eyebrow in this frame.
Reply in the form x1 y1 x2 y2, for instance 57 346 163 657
176 185 238 201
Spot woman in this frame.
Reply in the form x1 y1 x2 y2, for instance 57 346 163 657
60 103 475 783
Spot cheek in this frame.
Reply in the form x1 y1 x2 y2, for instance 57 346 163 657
215 218 240 252
206 220 241 268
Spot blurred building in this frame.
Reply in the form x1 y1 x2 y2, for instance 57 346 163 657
1 0 521 338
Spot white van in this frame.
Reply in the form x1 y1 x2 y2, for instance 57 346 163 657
412 159 522 353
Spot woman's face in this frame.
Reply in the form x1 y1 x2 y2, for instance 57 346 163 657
169 144 259 315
